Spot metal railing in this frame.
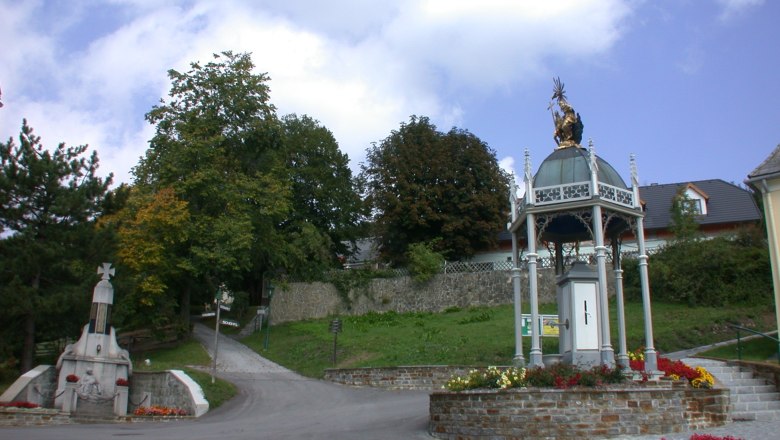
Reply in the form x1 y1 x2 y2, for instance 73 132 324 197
727 324 780 363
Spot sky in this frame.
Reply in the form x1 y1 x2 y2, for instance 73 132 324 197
1 0 777 189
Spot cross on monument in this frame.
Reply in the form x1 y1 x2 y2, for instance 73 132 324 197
97 263 115 281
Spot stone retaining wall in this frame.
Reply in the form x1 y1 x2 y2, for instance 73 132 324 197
271 269 585 324
324 366 481 390
129 370 206 416
0 407 73 426
428 382 730 439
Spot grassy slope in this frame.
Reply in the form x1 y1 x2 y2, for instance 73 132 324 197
131 338 237 409
242 301 775 378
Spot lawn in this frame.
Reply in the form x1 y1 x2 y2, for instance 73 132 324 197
130 338 237 409
241 300 775 378
698 335 780 361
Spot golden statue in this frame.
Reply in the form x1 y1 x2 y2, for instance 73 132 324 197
549 77 583 148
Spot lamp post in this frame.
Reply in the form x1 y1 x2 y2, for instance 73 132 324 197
263 283 275 349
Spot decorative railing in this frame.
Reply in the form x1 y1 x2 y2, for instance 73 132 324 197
529 181 634 209
534 182 591 205
598 182 634 208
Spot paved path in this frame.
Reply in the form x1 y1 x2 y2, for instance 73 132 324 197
0 323 430 440
4 326 780 439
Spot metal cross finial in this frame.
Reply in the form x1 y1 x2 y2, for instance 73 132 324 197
97 263 115 281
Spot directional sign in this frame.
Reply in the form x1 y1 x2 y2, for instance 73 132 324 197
220 319 240 328
201 312 216 317
219 304 231 312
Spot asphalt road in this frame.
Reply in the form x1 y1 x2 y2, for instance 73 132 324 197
0 323 432 439
5 325 780 439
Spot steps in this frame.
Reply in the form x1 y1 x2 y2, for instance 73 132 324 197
684 358 780 421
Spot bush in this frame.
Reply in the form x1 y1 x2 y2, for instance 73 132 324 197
407 240 445 283
622 231 771 306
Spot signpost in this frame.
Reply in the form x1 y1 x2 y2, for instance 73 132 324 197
211 283 233 384
263 283 275 349
329 318 342 366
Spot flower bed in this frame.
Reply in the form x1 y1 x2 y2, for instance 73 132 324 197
0 401 39 409
434 356 726 439
629 348 714 388
444 364 626 391
133 405 188 417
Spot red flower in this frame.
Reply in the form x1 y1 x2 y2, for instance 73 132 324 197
133 405 188 416
65 374 79 383
0 401 39 409
116 378 129 386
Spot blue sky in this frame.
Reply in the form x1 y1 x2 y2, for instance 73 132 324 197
0 0 776 189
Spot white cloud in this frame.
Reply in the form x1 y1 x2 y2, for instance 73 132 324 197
716 0 764 22
0 0 634 184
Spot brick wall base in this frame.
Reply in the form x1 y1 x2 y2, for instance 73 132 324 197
429 382 730 439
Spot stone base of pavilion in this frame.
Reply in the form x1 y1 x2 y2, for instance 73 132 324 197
428 380 730 439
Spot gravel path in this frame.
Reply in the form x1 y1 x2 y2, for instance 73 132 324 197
192 322 293 375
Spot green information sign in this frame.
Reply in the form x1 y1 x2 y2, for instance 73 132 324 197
520 314 560 337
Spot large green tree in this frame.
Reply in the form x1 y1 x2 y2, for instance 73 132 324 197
0 120 112 372
126 52 362 323
131 51 290 319
281 113 365 259
361 116 511 264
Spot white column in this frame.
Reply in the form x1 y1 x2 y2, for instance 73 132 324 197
613 265 629 369
526 212 543 367
589 142 614 367
512 232 525 367
759 181 780 357
509 178 525 367
592 205 615 366
635 217 659 372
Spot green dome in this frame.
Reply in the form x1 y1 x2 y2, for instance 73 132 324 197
533 147 628 189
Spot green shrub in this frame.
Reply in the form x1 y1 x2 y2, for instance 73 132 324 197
622 230 771 306
326 268 396 309
407 240 445 283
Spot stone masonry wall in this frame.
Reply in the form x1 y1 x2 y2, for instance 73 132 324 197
429 382 730 439
324 366 480 390
0 408 73 426
270 269 598 324
129 371 197 415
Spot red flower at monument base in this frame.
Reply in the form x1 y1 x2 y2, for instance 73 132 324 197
116 378 129 387
65 374 79 383
133 405 188 416
0 401 39 409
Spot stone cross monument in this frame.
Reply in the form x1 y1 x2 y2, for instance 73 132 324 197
55 263 132 416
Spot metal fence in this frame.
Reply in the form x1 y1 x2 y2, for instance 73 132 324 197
281 248 661 282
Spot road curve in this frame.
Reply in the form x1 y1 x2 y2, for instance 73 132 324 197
0 323 432 440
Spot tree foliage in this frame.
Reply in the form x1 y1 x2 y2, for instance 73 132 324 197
669 187 700 242
622 227 771 306
406 240 445 283
361 116 510 264
0 120 111 372
120 52 362 328
281 113 365 259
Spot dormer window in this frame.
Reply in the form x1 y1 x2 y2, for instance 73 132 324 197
682 183 708 215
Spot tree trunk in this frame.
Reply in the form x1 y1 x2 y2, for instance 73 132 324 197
21 313 35 373
180 285 191 331
21 271 42 373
